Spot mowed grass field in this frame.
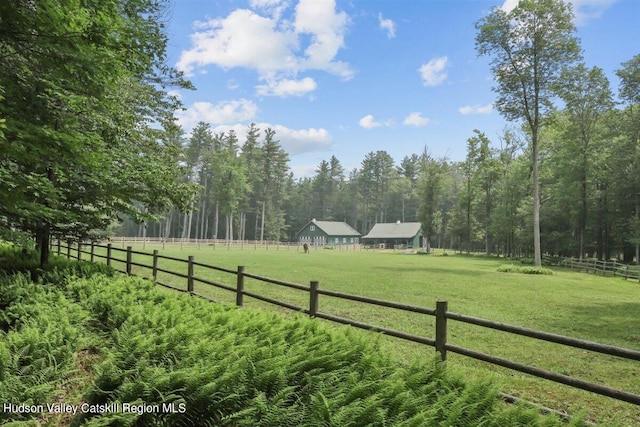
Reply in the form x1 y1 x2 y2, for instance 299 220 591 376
82 242 640 425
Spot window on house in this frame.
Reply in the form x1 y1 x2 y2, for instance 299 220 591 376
310 226 315 231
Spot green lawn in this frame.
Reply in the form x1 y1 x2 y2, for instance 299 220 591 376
72 243 640 425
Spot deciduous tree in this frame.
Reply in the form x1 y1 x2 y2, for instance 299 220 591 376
476 0 581 265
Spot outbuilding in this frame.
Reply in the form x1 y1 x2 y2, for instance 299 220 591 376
295 219 361 247
362 221 423 249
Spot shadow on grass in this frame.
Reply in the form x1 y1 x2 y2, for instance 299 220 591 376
544 302 640 349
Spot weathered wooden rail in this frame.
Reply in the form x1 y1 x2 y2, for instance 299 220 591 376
557 257 640 281
56 241 640 411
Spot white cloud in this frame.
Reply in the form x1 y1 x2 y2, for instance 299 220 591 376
250 0 286 9
500 0 519 12
378 13 396 39
359 114 382 129
249 0 289 20
176 9 297 76
501 0 617 25
358 114 394 129
177 0 353 85
403 112 430 127
290 163 319 178
167 90 182 100
271 124 332 154
419 56 449 86
571 0 618 24
212 122 332 156
294 0 352 78
256 77 317 97
458 104 493 115
176 99 258 130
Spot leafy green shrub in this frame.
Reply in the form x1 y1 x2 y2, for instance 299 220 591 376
0 244 114 283
519 258 535 265
0 274 91 423
0 267 584 426
0 230 35 250
497 264 555 275
0 246 38 276
65 274 579 427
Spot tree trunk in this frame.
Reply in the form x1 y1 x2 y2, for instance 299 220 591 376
254 207 260 242
181 212 188 240
194 197 201 241
164 211 173 239
532 130 542 267
260 201 266 242
37 225 50 270
225 214 230 245
242 211 246 241
186 210 193 242
214 202 219 240
636 199 640 265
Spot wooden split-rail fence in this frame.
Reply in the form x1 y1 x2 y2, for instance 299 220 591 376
55 240 640 416
557 257 640 281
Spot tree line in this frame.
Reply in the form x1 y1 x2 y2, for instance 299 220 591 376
118 1 640 265
120 80 639 264
1 0 638 266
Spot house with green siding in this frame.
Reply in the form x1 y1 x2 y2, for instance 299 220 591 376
362 221 423 249
295 219 361 246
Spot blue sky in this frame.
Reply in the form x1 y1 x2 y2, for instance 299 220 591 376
165 0 638 178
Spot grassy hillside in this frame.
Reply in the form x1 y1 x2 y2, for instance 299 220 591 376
0 245 590 426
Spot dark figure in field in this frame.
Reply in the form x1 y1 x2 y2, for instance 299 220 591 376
303 243 309 254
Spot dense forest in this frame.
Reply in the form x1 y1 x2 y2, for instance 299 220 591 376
1 0 639 265
118 90 640 264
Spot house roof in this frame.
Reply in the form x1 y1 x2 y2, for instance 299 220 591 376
362 222 422 239
296 220 361 237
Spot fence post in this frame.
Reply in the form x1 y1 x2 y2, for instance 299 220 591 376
125 246 133 275
107 243 112 267
90 242 95 263
236 266 245 307
152 250 158 280
309 281 319 318
66 241 71 259
187 255 194 293
57 239 61 256
77 242 82 261
435 301 448 362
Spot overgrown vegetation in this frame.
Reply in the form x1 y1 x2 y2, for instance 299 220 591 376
497 264 555 275
0 246 114 426
0 249 589 426
112 244 640 424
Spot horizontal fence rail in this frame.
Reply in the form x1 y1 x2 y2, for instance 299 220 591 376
99 236 364 252
55 240 640 411
557 257 640 281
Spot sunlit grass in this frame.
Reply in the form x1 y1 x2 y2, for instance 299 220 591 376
73 242 640 425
